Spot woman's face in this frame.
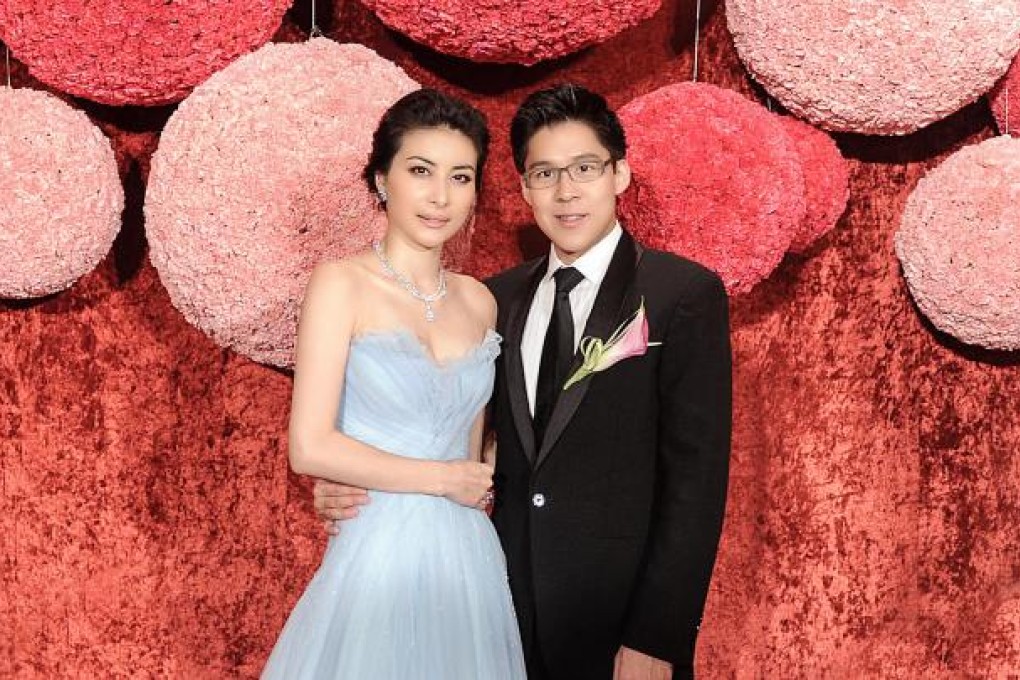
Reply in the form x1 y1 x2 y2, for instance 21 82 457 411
377 126 479 250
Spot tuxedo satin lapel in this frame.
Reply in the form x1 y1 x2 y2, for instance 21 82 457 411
504 256 548 464
535 231 644 469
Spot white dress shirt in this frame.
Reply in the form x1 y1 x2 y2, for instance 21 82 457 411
521 223 623 415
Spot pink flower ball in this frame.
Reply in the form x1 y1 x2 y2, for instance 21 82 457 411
727 0 1020 134
145 40 419 368
989 56 1020 137
895 136 1020 350
0 0 290 105
0 88 123 298
361 0 660 64
618 82 805 295
775 116 850 254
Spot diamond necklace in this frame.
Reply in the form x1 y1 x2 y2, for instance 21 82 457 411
372 240 448 323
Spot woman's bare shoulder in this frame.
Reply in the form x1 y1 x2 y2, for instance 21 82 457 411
308 252 376 289
448 272 497 324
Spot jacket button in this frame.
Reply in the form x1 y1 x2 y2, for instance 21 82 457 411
532 493 546 508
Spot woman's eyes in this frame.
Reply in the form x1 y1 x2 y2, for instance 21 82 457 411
408 166 473 184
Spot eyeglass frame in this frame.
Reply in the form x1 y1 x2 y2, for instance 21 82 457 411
521 157 618 189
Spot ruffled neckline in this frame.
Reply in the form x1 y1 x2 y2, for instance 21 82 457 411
350 327 501 370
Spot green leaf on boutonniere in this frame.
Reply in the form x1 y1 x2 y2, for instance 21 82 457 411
563 298 661 390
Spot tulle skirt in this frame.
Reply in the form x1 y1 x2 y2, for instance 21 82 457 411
262 491 526 679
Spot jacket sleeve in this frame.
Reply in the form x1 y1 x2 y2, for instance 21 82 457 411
621 268 732 676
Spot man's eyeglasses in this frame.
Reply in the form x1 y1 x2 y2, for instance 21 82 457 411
522 158 615 189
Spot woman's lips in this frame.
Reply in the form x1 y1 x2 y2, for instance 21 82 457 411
419 215 451 228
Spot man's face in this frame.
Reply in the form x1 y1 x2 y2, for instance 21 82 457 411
520 120 631 264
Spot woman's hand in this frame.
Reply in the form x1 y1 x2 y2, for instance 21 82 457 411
439 460 494 508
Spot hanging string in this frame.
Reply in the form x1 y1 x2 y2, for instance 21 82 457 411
692 0 702 82
309 0 323 38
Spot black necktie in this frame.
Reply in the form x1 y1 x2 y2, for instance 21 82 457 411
534 266 585 448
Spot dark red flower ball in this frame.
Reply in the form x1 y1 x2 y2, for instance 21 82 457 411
0 0 290 105
618 82 805 295
990 56 1020 136
775 116 850 254
361 0 661 65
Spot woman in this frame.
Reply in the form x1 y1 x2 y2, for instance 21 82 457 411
262 90 525 679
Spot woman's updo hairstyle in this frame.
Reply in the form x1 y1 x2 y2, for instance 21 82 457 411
363 89 490 195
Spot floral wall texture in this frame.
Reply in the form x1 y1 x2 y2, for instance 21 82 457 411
2 0 1019 677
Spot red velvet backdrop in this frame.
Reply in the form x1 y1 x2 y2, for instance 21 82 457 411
2 2 1019 677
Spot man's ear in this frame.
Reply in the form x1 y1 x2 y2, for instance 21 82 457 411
520 175 534 208
613 159 632 196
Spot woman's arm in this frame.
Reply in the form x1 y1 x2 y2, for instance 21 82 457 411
288 262 490 505
468 276 499 466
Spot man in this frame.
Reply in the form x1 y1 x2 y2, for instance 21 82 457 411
315 84 731 679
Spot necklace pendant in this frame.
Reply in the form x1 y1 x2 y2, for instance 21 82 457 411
372 240 446 325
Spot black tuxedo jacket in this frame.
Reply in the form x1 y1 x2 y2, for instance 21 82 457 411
485 231 732 680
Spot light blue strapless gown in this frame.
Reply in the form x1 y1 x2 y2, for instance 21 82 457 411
262 329 525 680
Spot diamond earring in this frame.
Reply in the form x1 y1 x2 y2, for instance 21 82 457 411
378 187 388 204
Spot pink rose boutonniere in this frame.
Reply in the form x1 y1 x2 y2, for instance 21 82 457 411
563 298 661 390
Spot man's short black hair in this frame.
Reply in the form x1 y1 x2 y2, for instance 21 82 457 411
509 83 626 173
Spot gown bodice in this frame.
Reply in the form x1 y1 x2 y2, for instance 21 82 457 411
338 327 500 462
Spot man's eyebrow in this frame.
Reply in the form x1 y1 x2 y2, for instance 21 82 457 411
525 153 602 170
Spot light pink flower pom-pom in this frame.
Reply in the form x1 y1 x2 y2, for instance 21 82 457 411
0 0 290 106
361 0 660 65
618 82 805 295
895 136 1020 350
775 116 850 254
145 39 419 368
0 88 123 298
727 0 1020 134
